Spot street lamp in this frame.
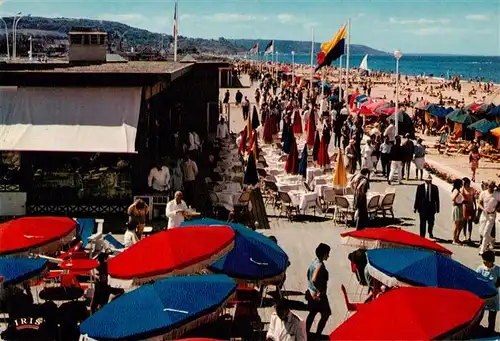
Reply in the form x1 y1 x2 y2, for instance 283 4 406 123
13 13 30 60
291 50 295 84
0 17 10 60
394 48 403 136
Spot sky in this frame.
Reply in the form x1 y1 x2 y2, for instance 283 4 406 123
1 0 499 55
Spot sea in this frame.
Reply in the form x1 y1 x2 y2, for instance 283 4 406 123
242 54 500 84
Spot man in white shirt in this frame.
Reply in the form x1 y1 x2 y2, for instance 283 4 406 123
266 300 306 341
124 221 139 247
478 181 500 254
340 105 349 116
165 191 189 229
384 119 396 144
148 161 170 193
188 131 201 151
216 117 229 139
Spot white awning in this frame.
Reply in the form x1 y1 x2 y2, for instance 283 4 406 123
0 87 142 153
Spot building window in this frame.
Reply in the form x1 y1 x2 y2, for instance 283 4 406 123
90 35 98 45
70 34 83 44
84 35 91 45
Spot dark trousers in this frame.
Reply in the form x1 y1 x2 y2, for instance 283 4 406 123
334 131 341 148
183 180 195 206
419 212 435 237
381 153 391 177
355 196 368 230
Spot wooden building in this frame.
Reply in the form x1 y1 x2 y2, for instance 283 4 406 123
0 60 227 218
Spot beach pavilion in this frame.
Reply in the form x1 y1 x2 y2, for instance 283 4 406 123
0 55 228 219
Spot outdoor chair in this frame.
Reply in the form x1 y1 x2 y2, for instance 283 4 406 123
234 191 252 218
322 189 336 218
263 180 279 208
367 195 381 219
265 175 277 183
278 192 299 221
377 192 396 218
303 182 313 192
208 191 223 217
257 168 267 179
333 196 354 226
341 284 364 321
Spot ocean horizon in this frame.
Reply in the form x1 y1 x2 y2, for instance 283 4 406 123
242 54 500 84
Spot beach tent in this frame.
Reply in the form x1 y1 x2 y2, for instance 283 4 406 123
467 119 498 134
486 105 500 117
365 248 497 299
429 106 454 118
475 103 494 115
446 110 476 125
490 126 500 149
388 111 415 138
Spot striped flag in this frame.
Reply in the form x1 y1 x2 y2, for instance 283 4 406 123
173 0 178 38
249 43 259 54
264 40 274 55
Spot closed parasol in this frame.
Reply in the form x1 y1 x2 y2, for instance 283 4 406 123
285 136 299 175
333 149 348 188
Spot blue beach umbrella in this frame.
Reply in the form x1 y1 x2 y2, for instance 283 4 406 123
181 218 289 281
80 274 237 340
0 257 48 286
298 144 308 178
467 119 498 134
487 105 500 117
366 248 497 299
355 94 368 104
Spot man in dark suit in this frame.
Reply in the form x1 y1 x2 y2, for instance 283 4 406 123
414 174 440 238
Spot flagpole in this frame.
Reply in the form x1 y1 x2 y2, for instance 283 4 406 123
310 27 314 84
174 0 178 62
344 18 351 103
339 55 343 102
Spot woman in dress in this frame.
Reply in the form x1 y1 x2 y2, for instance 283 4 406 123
306 243 331 338
361 139 374 173
461 177 477 243
469 146 481 182
345 139 358 174
476 251 499 332
451 179 464 244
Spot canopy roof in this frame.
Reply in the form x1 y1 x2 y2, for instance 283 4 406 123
0 87 142 153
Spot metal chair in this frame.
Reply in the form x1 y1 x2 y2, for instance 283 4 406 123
367 195 381 219
377 192 396 218
322 189 336 218
334 196 354 226
278 192 299 221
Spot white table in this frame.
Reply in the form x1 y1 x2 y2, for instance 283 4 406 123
315 184 335 197
277 183 302 192
216 191 242 211
289 190 318 214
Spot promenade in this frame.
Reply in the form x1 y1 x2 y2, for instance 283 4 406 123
221 74 499 335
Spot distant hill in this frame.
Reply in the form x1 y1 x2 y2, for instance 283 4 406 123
0 16 387 57
230 39 389 56
0 16 244 55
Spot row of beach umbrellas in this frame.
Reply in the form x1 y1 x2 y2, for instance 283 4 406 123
330 228 495 340
0 216 290 340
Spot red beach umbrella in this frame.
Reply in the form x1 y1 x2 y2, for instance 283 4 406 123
340 227 452 255
330 287 484 340
107 225 235 287
349 91 359 109
317 133 330 167
0 217 77 256
285 137 299 174
262 115 273 144
292 109 303 135
306 109 316 147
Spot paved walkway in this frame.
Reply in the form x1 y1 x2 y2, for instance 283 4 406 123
221 75 499 335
